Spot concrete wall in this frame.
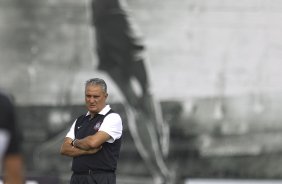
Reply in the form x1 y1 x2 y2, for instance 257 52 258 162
1 0 282 104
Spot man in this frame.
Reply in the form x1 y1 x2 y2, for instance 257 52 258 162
60 78 123 184
90 0 172 183
0 91 24 184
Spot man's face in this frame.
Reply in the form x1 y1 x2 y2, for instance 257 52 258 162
85 84 108 115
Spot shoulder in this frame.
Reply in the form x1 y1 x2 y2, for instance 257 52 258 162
105 112 122 122
0 92 14 125
101 113 123 129
74 114 87 126
76 114 86 121
0 92 12 108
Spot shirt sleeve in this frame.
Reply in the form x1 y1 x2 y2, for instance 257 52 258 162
98 113 122 143
65 120 77 140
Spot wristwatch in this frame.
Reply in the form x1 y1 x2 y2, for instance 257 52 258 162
71 139 77 147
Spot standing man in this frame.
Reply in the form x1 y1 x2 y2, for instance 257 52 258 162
60 78 123 184
0 90 24 184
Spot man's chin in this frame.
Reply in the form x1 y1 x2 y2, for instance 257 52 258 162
88 107 98 113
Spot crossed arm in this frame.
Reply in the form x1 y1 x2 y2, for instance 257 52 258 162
60 131 111 157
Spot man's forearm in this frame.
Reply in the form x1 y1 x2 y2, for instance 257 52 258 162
71 131 110 150
60 138 100 157
61 144 90 157
72 137 94 150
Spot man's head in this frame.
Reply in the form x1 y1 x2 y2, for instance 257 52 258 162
85 78 108 116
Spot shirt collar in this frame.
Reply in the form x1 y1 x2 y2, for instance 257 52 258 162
86 104 111 116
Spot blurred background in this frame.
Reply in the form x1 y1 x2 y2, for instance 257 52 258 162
1 0 282 183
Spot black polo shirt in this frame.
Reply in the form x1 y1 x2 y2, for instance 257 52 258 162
0 92 21 160
66 105 122 173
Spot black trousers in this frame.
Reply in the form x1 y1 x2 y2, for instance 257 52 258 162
70 172 116 184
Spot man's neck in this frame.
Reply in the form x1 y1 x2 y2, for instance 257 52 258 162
89 112 98 119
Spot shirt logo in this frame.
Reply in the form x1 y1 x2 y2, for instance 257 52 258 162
93 122 102 131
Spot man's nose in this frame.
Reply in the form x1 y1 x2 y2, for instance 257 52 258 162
89 97 96 103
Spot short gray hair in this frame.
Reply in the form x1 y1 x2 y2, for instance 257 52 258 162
85 78 107 93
